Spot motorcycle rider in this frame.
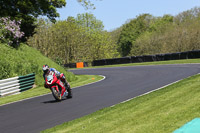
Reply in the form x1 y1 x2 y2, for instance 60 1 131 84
42 64 72 98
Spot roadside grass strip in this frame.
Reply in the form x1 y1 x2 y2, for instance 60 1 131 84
42 74 200 133
0 75 103 106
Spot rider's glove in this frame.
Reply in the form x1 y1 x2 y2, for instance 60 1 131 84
56 73 60 79
44 82 48 88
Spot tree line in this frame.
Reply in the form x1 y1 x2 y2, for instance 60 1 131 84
2 0 200 65
27 13 119 65
28 7 200 65
115 7 200 57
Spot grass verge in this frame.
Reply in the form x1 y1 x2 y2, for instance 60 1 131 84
0 75 103 106
42 74 200 133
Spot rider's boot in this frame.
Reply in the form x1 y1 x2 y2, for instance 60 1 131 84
64 82 72 98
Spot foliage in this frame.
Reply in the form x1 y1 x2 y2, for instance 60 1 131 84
149 14 173 33
174 7 200 24
77 0 96 9
28 13 119 65
76 13 104 31
118 14 153 56
0 0 66 40
129 7 200 56
0 43 76 86
109 27 123 53
0 17 24 47
0 0 101 41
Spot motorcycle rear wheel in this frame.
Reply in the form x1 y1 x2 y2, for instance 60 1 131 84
51 87 62 101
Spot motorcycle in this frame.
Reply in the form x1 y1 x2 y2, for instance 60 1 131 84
45 71 68 101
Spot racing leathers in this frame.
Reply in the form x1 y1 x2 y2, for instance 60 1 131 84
43 68 72 98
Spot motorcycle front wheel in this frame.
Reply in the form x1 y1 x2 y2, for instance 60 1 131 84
51 87 62 101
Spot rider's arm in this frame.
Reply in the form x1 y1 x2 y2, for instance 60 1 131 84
50 68 60 77
43 73 46 80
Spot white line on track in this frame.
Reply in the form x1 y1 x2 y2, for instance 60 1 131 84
110 73 200 107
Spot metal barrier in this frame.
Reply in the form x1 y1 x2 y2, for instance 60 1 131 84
92 50 200 66
0 73 35 97
63 50 200 67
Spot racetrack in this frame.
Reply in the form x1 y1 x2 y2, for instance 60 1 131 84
0 64 199 133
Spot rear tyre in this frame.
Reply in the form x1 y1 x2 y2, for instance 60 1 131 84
51 87 62 101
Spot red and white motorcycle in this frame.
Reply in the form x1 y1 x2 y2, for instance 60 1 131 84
45 71 68 101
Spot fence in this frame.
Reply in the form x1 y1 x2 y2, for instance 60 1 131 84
92 50 200 66
0 73 35 97
64 62 88 68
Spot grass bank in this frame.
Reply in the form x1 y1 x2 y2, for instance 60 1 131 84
0 43 75 85
42 73 200 133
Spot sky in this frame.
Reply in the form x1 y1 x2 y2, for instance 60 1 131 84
56 0 200 31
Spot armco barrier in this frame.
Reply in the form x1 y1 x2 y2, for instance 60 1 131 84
0 73 35 97
119 57 132 64
64 62 88 68
64 63 76 68
171 53 180 60
131 56 144 63
164 53 171 60
180 52 188 59
92 59 106 66
155 54 165 61
92 50 200 66
143 55 156 62
63 50 200 68
188 50 200 59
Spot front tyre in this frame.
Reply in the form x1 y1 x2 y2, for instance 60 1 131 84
51 87 61 101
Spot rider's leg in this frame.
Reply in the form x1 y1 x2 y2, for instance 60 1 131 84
60 73 72 98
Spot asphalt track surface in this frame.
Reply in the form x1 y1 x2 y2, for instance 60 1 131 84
0 64 200 133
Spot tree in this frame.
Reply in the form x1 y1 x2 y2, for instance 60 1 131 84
129 8 200 56
76 13 104 31
149 15 173 33
0 0 66 41
118 14 153 56
0 0 99 41
174 7 200 25
28 15 118 64
77 0 96 9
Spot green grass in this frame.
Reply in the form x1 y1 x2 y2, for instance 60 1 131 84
0 43 76 86
0 75 103 106
42 74 200 133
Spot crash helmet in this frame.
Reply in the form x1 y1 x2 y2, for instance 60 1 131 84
42 64 49 73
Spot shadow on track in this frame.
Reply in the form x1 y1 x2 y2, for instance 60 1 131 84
42 97 73 104
42 100 61 104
